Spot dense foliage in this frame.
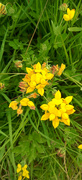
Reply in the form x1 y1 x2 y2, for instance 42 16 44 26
0 0 82 180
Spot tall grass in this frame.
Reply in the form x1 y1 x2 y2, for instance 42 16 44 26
0 0 82 179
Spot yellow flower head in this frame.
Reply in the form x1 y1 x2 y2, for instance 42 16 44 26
22 62 54 96
9 101 18 110
17 164 30 179
63 8 75 21
22 169 29 179
40 90 75 128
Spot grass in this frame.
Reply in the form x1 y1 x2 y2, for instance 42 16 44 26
0 0 82 179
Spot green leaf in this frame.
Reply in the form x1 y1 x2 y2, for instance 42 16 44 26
32 131 46 144
35 142 45 153
51 21 61 35
68 27 82 32
54 33 67 49
0 146 5 161
9 39 19 50
28 144 36 163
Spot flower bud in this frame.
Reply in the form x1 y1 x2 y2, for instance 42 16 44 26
59 3 68 11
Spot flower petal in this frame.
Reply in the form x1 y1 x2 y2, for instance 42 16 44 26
55 90 61 99
20 98 29 106
63 14 70 21
40 104 48 111
49 114 55 121
41 113 50 120
52 117 59 128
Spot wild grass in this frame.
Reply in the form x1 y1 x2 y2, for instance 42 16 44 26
0 0 82 179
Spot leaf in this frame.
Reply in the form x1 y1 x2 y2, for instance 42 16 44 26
54 33 67 49
9 39 23 50
0 146 5 161
68 27 82 32
32 131 46 143
51 20 61 35
35 142 45 153
28 143 36 163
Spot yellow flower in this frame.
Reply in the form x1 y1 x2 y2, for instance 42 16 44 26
17 164 22 173
78 144 82 149
52 90 62 105
57 64 66 76
46 73 54 80
40 104 48 111
17 107 23 115
18 175 22 180
20 62 54 96
26 67 33 73
41 112 50 120
49 114 55 120
26 86 35 93
23 74 31 83
61 118 70 126
36 84 45 96
40 90 75 128
22 164 28 170
35 73 42 84
9 101 18 110
20 98 29 106
34 62 42 73
20 98 35 108
52 117 59 128
63 8 75 21
22 169 29 179
17 164 30 179
27 100 35 108
63 96 73 104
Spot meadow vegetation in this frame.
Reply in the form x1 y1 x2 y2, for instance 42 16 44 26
0 0 82 179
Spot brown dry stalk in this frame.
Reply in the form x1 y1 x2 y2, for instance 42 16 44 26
25 0 49 55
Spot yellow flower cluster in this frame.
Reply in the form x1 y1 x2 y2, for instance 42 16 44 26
63 8 75 21
21 62 54 96
17 164 29 180
9 98 35 115
9 62 54 115
40 90 75 128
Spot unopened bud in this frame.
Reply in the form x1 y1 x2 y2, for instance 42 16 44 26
14 60 22 68
59 3 68 11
